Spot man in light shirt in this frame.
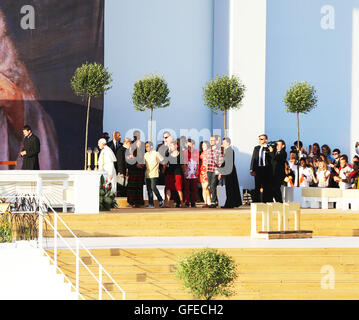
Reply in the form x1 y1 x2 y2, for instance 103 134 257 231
144 141 164 208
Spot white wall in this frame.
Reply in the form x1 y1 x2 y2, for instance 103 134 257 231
104 0 214 144
228 0 268 189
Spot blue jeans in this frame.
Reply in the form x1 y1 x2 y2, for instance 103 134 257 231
145 178 163 205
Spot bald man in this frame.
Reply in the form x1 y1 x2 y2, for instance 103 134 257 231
107 131 122 155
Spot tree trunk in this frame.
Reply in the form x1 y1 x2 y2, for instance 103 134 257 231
84 95 92 170
296 112 300 187
149 107 153 142
224 110 227 137
296 112 300 152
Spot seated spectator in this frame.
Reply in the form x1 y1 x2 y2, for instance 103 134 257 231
321 144 334 162
289 151 298 171
308 143 320 159
333 155 353 189
332 149 341 167
313 159 330 188
292 140 307 158
350 161 359 189
283 161 295 187
306 158 317 187
296 157 313 187
352 155 359 164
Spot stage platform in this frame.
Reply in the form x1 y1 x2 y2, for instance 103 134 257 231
43 206 359 238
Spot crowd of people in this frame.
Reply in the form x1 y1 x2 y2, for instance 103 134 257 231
98 130 242 209
250 134 359 204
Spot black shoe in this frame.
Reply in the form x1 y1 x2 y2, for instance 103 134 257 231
191 203 196 208
184 203 190 208
221 206 234 209
175 203 181 208
209 204 217 208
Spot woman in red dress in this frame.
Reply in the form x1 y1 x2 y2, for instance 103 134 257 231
199 141 211 208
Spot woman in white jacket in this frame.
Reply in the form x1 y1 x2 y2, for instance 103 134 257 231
98 138 117 194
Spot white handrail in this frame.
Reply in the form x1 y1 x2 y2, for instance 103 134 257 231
39 196 126 300
6 194 126 300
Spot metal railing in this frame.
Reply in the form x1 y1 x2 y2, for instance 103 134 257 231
38 195 126 300
6 194 126 300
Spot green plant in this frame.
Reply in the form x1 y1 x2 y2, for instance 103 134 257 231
99 175 117 211
132 74 170 142
203 75 246 136
0 210 12 243
284 81 318 151
176 248 238 300
71 62 113 169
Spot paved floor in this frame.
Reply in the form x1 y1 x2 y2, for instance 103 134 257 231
41 236 359 250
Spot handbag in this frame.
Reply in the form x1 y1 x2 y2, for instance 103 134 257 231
117 174 128 187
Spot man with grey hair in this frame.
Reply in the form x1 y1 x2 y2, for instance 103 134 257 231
98 138 117 194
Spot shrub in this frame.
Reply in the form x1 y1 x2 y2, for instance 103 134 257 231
176 248 238 300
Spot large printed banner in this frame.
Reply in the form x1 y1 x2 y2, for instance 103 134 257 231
0 0 104 170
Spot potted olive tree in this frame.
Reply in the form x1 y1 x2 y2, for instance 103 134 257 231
176 248 238 300
284 81 318 152
132 74 170 142
203 75 246 136
71 62 113 170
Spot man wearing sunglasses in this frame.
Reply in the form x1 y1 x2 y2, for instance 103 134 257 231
250 134 273 202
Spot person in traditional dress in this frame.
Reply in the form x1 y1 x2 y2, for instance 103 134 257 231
0 10 59 170
217 137 242 209
98 138 117 194
126 138 145 207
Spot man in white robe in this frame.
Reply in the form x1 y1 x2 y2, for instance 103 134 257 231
98 138 117 194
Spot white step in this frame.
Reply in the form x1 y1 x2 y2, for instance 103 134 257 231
0 241 78 300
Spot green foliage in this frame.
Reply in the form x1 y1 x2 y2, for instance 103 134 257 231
132 74 170 111
284 81 318 114
99 175 117 211
71 62 113 99
203 75 246 114
0 211 12 243
176 248 238 300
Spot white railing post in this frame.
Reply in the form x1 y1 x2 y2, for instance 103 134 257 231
76 238 80 296
54 213 58 268
37 176 43 249
99 265 103 300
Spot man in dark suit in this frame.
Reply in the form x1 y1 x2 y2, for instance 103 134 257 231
250 134 272 202
107 131 122 155
20 125 40 170
269 140 287 203
218 137 242 208
116 138 131 197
